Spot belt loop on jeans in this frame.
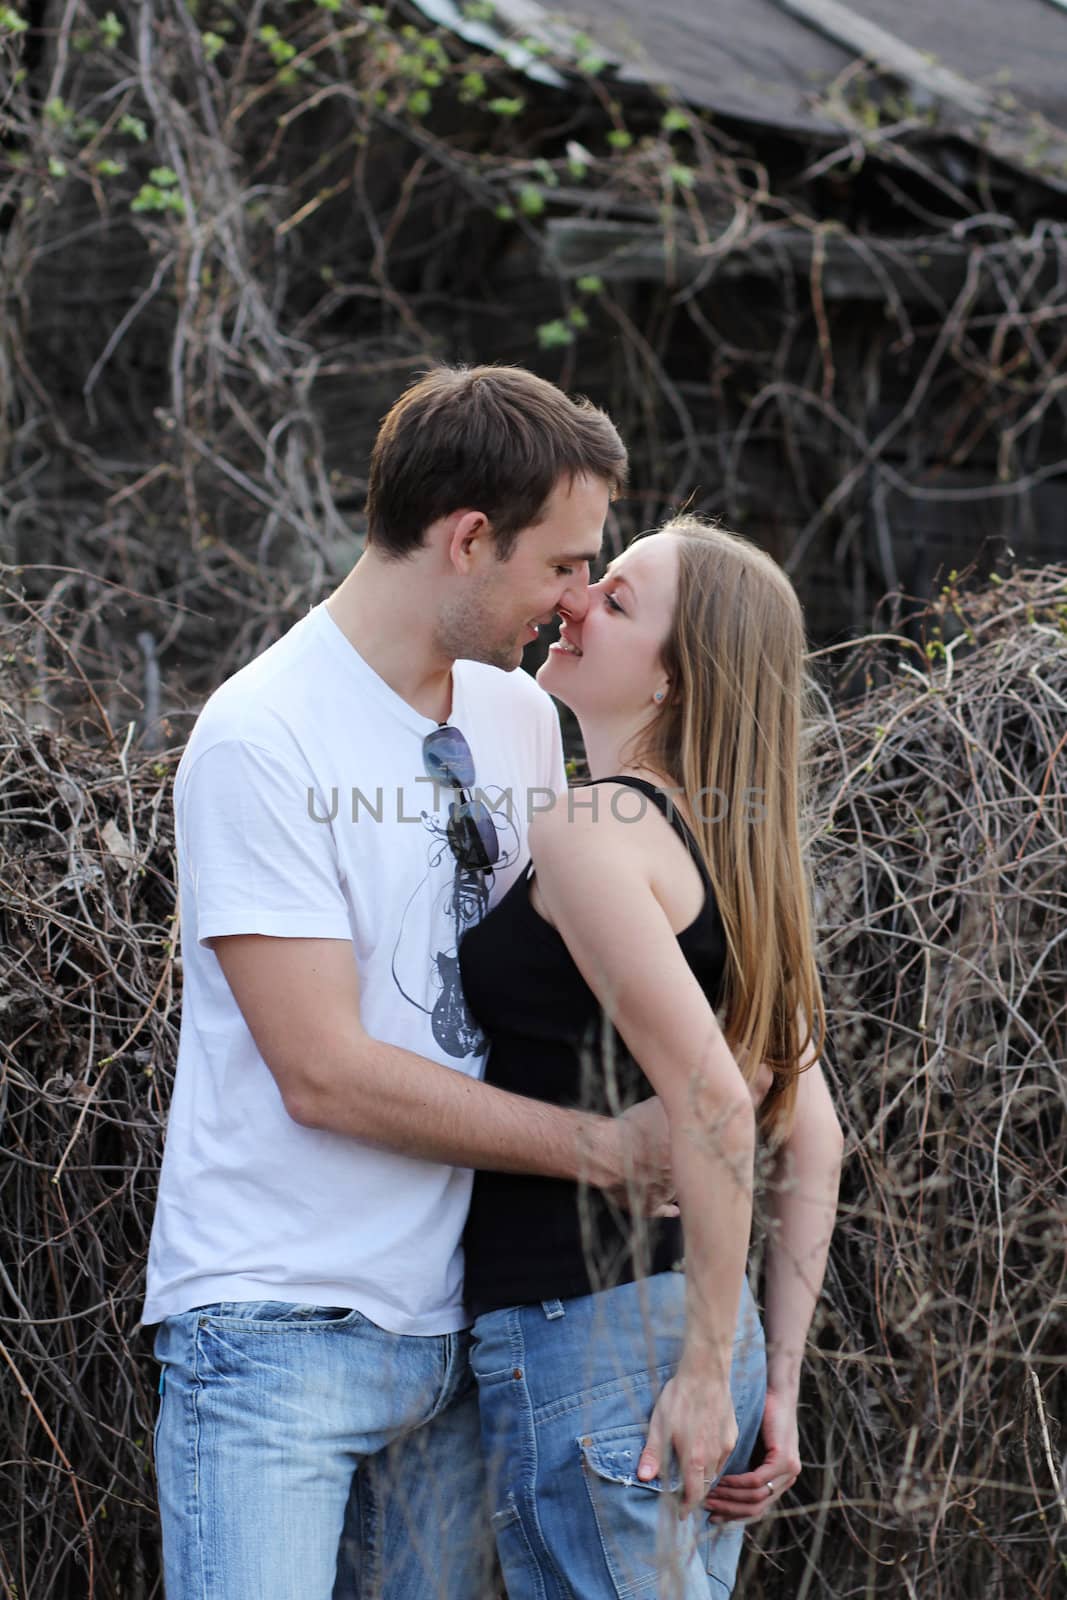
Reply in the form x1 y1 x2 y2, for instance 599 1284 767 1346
541 1299 565 1320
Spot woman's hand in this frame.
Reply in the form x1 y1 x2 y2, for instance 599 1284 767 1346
701 1387 801 1522
637 1366 738 1516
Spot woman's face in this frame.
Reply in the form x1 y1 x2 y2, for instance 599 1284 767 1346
537 532 680 721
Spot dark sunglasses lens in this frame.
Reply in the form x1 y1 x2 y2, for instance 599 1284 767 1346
423 726 476 790
447 799 500 871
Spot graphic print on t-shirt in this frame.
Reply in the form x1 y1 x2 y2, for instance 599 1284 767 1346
391 792 519 1058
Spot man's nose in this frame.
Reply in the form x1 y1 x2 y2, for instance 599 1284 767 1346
559 574 591 622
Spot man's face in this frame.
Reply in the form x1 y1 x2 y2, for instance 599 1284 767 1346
438 474 608 671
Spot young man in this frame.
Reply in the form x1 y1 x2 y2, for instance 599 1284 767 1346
145 366 672 1598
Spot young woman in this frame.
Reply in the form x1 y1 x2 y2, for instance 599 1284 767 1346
458 517 844 1598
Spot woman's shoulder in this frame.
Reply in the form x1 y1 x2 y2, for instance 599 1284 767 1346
528 778 677 865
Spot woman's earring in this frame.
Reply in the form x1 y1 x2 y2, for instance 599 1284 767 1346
654 689 665 704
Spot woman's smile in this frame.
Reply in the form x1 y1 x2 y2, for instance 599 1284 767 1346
549 628 584 657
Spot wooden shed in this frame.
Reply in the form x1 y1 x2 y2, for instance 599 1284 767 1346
414 0 1067 640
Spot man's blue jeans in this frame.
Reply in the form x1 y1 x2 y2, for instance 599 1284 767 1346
153 1301 493 1599
470 1274 766 1599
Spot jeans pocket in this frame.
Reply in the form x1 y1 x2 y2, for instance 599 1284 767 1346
469 1310 517 1380
701 1518 745 1593
581 1427 683 1496
490 1494 549 1600
579 1426 703 1599
197 1300 362 1327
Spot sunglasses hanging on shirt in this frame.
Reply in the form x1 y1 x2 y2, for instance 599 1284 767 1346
421 724 500 874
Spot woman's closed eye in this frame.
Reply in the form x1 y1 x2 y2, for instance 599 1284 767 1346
603 590 625 613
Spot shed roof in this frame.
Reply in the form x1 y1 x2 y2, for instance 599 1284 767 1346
418 1 1067 169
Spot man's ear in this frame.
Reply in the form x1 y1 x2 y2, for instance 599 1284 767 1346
446 510 491 573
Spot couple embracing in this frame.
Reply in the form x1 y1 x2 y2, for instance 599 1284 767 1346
144 365 843 1598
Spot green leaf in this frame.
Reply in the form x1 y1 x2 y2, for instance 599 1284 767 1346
661 107 691 133
258 24 296 65
458 70 486 103
99 10 124 47
668 163 695 189
95 157 125 177
119 114 148 142
536 319 574 349
576 53 606 75
132 183 186 215
149 166 179 187
488 96 524 118
462 1 495 19
48 156 68 178
576 274 603 295
493 203 515 220
45 97 73 127
418 36 448 63
0 6 28 34
606 128 631 150
406 89 431 116
201 31 224 61
316 0 342 10
518 184 544 215
567 305 589 329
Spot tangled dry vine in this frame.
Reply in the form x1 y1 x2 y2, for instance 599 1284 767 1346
1 565 1064 1598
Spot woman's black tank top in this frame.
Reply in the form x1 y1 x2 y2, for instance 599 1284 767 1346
459 777 728 1317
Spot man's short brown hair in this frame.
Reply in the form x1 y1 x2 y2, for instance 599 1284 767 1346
365 365 628 560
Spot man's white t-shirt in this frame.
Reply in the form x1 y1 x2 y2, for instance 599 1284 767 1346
143 601 565 1334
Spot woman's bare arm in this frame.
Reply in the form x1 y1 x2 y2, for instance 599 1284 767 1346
530 798 756 1514
704 1048 844 1519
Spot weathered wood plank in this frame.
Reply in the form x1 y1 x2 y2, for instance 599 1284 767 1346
543 218 1064 306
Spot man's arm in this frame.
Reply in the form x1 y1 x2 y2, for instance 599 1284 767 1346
209 933 670 1197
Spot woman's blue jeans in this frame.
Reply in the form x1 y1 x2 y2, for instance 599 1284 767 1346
470 1274 766 1599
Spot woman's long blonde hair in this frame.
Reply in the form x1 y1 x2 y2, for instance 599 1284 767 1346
628 517 825 1142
